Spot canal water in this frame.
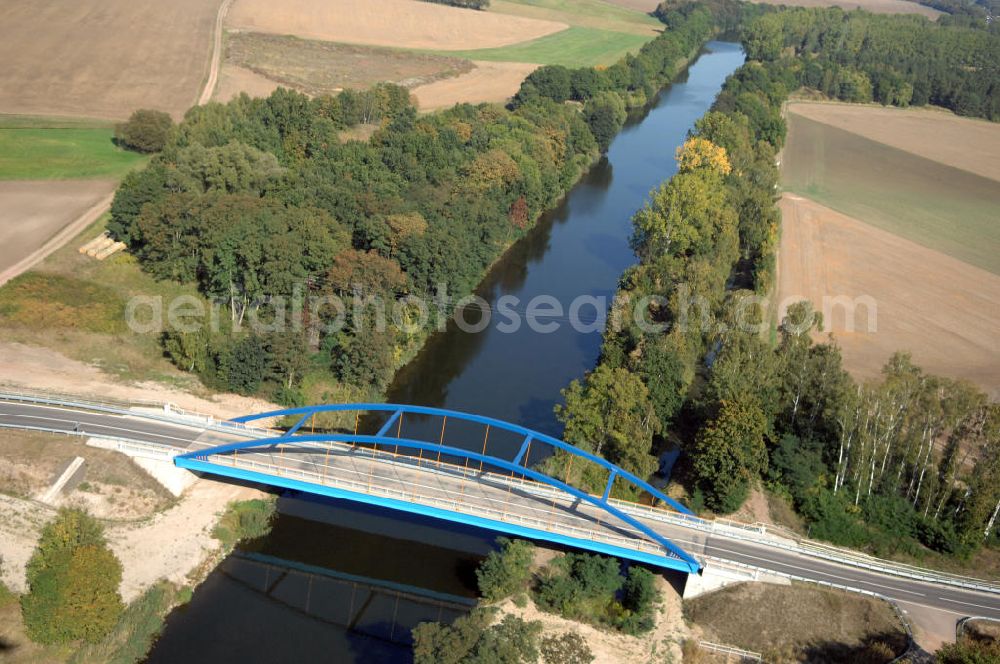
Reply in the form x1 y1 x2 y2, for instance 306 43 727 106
144 41 745 664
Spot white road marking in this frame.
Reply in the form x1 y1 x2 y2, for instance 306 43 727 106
702 543 927 596
2 412 198 447
939 597 1000 611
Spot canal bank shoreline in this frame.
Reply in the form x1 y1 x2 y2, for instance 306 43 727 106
142 41 747 663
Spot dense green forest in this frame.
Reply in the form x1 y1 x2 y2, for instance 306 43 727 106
512 2 720 110
551 2 1000 562
108 6 718 404
743 6 1000 119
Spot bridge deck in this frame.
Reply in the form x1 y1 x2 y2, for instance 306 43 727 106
178 437 705 571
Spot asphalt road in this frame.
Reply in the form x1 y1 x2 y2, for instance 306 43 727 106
0 401 207 448
2 399 998 627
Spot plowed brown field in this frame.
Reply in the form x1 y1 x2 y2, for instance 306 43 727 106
0 0 222 120
413 61 539 110
777 194 1000 398
787 102 1000 182
226 0 567 51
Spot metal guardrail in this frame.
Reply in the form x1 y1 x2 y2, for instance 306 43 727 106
616 502 1000 595
698 641 762 662
0 388 271 439
476 470 1000 595
3 391 1000 596
957 615 1000 640
0 422 178 459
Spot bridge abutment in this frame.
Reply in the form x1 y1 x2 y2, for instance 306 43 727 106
682 562 790 599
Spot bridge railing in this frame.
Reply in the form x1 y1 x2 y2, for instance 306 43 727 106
187 439 674 561
195 437 674 550
232 404 697 511
384 452 1000 595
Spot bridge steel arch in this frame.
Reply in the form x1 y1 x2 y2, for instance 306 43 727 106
175 403 701 574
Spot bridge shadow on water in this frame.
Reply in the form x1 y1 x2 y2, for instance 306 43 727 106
153 470 694 663
146 491 489 664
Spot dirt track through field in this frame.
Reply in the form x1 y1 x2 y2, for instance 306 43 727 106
227 0 567 51
0 0 230 289
777 194 1000 399
200 0 234 105
787 102 1000 183
0 181 118 286
0 0 223 120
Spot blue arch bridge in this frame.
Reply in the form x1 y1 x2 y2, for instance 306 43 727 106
174 404 702 574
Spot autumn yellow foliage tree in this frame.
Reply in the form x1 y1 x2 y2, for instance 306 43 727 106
386 212 428 257
21 508 123 644
676 137 732 176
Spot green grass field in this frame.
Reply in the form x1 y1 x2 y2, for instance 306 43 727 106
430 26 652 67
490 0 662 36
685 582 907 661
0 115 147 180
782 113 1000 275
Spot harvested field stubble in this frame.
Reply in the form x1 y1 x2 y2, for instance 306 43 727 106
0 0 222 119
777 194 1000 399
787 102 1000 183
750 0 939 16
220 32 474 99
782 111 1000 275
226 0 567 50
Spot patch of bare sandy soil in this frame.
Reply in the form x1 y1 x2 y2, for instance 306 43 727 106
724 487 773 527
413 60 539 110
0 0 222 120
0 479 263 601
0 180 117 280
776 194 1000 399
0 341 280 420
788 101 1000 183
226 0 567 51
108 479 263 600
